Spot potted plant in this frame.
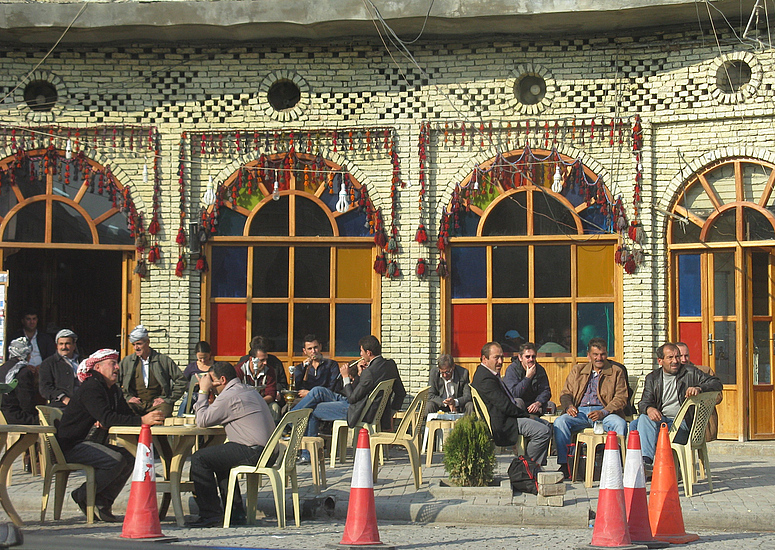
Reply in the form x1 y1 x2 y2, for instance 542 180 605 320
442 415 496 486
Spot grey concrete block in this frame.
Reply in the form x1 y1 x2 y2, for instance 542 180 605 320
536 494 565 506
537 472 564 485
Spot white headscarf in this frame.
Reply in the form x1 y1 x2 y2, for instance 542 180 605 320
129 325 149 343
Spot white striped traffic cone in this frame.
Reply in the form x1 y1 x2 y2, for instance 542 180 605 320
623 431 667 548
340 428 392 548
577 431 646 550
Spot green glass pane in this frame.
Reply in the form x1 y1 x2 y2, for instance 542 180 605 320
577 303 614 356
470 179 499 211
235 186 264 211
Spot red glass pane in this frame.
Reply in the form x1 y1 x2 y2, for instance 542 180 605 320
678 321 703 362
452 304 488 357
211 303 247 356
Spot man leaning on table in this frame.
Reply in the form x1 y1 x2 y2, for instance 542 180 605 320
188 361 275 528
56 349 165 523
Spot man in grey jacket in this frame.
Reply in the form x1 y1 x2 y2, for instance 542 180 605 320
426 354 473 415
118 325 186 417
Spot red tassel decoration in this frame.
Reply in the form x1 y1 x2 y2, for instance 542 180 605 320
624 256 637 274
175 255 186 277
195 255 208 273
415 224 428 244
147 246 158 264
387 236 398 254
374 228 388 249
176 226 187 246
628 221 644 244
148 219 160 236
416 258 428 278
614 245 624 265
373 253 387 275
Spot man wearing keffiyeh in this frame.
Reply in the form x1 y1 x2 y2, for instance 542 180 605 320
56 349 164 522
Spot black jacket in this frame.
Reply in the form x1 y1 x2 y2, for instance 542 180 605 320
56 373 140 453
38 353 80 407
471 364 528 447
638 364 722 418
427 365 472 411
344 356 406 430
0 359 43 425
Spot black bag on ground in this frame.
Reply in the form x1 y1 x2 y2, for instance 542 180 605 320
508 455 540 494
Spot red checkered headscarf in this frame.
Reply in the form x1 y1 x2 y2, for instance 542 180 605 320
77 349 119 382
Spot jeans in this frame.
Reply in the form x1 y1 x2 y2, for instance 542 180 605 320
292 386 349 437
64 441 134 508
634 413 689 460
190 442 263 522
553 406 628 464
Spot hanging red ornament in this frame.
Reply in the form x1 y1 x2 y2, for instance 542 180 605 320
624 256 637 274
374 228 388 249
147 246 158 264
415 223 428 244
628 221 645 244
175 255 186 277
614 245 624 265
148 219 160 235
435 259 448 278
373 253 387 275
176 226 187 246
416 258 428 278
387 235 398 254
195 255 208 273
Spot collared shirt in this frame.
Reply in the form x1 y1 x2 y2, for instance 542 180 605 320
141 356 150 386
443 378 455 400
579 369 604 407
28 331 42 367
194 378 275 447
64 354 79 377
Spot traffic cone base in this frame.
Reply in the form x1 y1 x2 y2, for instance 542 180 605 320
587 432 634 549
339 429 392 548
648 424 699 545
623 431 669 549
576 544 648 550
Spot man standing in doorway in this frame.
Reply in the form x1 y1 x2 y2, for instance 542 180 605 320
11 310 55 367
39 329 81 408
118 325 186 417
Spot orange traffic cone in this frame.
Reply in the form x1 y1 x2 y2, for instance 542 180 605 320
577 431 646 550
648 423 698 544
121 424 175 542
340 428 393 549
623 431 667 549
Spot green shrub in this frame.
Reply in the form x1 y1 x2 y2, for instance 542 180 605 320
442 415 495 486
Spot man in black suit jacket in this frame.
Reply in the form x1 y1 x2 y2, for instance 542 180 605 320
471 341 551 465
10 310 56 367
426 354 473 415
343 335 406 431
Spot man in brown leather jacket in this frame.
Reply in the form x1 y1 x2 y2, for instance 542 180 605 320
553 337 629 478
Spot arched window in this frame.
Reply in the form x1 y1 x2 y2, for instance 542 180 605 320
669 157 775 440
205 153 379 363
0 149 134 245
443 148 621 390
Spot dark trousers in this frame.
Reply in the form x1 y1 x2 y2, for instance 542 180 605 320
190 442 263 522
63 441 134 508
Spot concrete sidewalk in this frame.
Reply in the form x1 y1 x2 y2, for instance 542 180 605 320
2 439 774 535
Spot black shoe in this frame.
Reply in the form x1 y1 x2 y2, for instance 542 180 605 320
96 506 120 523
558 463 572 480
229 515 247 526
187 517 221 528
72 492 93 520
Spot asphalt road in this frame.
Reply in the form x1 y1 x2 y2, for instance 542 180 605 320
14 522 775 550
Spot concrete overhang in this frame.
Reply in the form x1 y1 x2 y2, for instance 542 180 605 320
0 0 758 45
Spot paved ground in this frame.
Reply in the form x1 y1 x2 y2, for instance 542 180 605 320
3 440 775 548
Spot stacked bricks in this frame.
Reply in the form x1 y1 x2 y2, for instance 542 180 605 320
536 471 566 507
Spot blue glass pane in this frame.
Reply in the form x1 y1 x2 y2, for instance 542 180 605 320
217 207 247 236
451 246 486 299
577 303 614 356
678 254 701 317
579 206 610 234
455 209 481 237
336 209 371 237
336 303 370 356
211 246 247 297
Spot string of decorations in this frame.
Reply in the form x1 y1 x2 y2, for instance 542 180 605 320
0 140 148 275
615 115 646 274
0 124 155 155
415 122 430 279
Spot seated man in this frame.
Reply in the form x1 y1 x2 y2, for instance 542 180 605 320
426 354 473 415
553 337 629 479
501 342 553 416
235 335 288 394
293 334 339 397
636 342 722 464
676 341 723 442
57 349 164 522
471 342 551 466
0 338 42 426
39 329 81 409
188 362 275 527
237 340 281 421
118 325 186 417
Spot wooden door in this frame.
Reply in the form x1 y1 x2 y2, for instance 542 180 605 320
747 249 775 439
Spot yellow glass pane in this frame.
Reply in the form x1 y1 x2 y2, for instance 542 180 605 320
577 244 615 297
336 248 372 299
